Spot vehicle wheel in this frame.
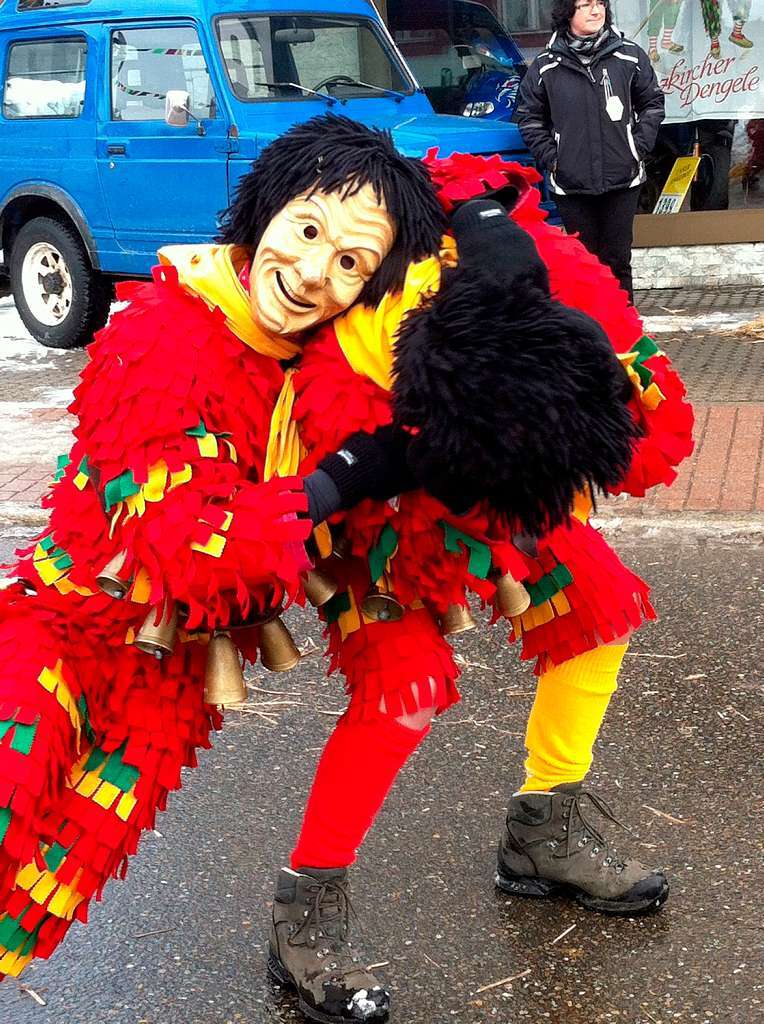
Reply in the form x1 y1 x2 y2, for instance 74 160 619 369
9 216 111 349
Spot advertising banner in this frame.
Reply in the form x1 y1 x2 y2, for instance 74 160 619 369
612 0 763 120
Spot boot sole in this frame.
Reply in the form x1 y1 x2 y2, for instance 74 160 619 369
268 950 390 1023
495 869 669 916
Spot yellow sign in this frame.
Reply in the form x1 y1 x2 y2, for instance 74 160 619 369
653 156 701 215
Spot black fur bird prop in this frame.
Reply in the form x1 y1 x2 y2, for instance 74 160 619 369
392 200 641 536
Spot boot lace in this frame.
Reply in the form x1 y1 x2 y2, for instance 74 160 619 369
289 879 365 984
560 789 632 871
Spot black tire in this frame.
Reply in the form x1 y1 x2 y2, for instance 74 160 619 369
9 215 111 349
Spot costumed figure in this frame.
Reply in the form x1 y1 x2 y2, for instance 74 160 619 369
646 0 685 61
700 0 753 54
0 115 693 1023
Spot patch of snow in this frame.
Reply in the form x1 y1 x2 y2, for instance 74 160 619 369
642 310 756 336
0 402 74 464
39 387 75 407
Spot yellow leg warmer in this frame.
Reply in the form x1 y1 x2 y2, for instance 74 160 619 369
520 643 629 793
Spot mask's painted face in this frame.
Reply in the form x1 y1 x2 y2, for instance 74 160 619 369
250 183 396 336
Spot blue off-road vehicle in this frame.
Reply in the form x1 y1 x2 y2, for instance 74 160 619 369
0 0 535 348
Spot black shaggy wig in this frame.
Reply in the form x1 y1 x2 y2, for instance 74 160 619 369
218 113 446 308
392 211 640 536
551 0 612 32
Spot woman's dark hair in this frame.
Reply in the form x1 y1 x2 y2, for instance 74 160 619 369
218 113 445 307
551 0 612 32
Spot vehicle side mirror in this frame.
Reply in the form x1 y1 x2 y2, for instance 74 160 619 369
165 90 190 127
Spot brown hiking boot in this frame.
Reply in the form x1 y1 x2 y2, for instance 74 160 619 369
496 783 669 915
268 867 391 1023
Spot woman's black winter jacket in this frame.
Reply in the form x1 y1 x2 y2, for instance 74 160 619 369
515 29 665 196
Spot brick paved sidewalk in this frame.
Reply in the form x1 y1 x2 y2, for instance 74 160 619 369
614 402 764 517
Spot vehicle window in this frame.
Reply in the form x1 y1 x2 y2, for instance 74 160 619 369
16 0 91 9
393 28 465 90
216 15 412 101
3 38 86 119
111 26 216 122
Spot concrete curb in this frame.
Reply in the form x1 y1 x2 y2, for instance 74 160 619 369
0 504 47 527
595 512 764 542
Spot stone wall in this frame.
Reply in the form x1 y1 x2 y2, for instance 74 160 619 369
633 242 764 289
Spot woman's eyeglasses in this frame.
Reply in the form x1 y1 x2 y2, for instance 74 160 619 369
574 1 607 9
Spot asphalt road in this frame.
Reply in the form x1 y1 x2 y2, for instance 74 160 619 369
0 531 761 1024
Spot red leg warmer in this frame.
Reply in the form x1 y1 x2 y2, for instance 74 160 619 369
290 710 429 870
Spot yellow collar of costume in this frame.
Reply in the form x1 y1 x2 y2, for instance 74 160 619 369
157 243 301 361
333 235 457 392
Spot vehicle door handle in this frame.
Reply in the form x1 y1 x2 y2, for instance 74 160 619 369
106 144 126 155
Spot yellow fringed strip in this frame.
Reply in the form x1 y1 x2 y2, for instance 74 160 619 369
111 459 194 529
0 946 33 977
197 433 219 459
191 533 226 558
518 600 556 632
618 351 666 411
129 568 152 605
37 662 82 750
264 368 301 481
116 788 138 822
13 857 85 921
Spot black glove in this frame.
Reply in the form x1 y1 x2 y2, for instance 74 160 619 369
303 424 416 525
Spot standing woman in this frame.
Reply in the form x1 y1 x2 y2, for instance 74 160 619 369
516 0 665 301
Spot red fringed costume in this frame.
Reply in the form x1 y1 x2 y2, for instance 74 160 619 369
0 154 693 976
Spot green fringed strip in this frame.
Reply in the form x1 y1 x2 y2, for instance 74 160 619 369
0 908 41 956
83 743 139 791
0 719 39 756
0 808 10 845
36 533 73 570
84 746 107 772
186 418 231 440
44 841 69 874
368 524 398 585
100 741 140 792
9 721 37 756
185 418 207 438
526 563 574 607
441 522 492 579
77 694 95 744
630 335 663 389
103 468 140 512
323 591 351 625
53 454 70 482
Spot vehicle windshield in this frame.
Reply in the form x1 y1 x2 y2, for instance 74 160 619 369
216 15 414 102
444 2 524 68
389 0 523 70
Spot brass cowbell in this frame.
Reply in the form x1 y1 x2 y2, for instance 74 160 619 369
259 616 301 672
495 571 531 618
203 632 247 706
361 587 404 623
301 568 338 608
96 549 132 599
135 599 178 659
441 601 477 636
